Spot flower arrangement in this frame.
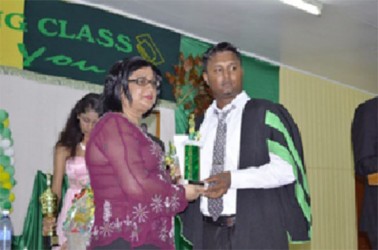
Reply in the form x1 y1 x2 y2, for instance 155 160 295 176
165 53 213 118
63 185 94 246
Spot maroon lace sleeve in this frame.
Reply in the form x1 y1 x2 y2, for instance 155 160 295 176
87 113 187 213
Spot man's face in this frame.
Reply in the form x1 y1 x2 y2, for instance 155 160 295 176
203 51 243 102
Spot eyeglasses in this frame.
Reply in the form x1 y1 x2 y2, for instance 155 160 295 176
128 77 161 88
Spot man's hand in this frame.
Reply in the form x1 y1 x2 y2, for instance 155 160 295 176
204 171 231 199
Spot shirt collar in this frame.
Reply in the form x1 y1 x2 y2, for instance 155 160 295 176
209 91 250 114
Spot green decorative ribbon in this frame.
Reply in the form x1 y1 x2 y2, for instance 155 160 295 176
184 145 200 181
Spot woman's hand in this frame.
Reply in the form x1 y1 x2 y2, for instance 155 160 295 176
184 184 204 201
42 217 56 236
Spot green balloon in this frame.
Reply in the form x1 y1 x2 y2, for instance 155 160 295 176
0 110 8 123
3 201 11 210
0 156 10 167
4 166 14 175
0 188 10 196
1 128 11 139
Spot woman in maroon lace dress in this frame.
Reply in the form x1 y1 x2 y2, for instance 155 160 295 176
85 57 202 249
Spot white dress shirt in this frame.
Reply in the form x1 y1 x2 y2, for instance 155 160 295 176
199 91 295 216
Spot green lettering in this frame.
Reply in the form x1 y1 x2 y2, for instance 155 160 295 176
70 61 105 73
76 24 95 43
115 34 132 53
38 18 58 37
58 20 75 39
45 55 72 66
96 28 114 48
17 43 46 67
5 13 26 31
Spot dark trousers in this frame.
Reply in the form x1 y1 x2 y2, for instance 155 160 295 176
92 237 159 250
202 217 235 250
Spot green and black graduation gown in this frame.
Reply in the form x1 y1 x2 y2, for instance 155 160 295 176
179 99 312 249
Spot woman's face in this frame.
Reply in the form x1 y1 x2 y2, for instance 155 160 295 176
125 66 158 115
78 109 100 138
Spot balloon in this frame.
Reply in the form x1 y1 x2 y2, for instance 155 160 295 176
9 193 15 202
3 118 9 128
0 110 15 213
3 201 11 210
0 139 11 148
2 182 12 190
4 166 14 176
0 110 8 122
0 156 10 167
4 148 14 157
0 188 10 197
1 128 11 139
0 172 10 182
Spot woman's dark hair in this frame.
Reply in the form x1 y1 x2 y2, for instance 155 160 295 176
102 56 162 116
56 93 102 157
202 42 242 72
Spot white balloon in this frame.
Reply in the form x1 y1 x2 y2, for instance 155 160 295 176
4 148 14 157
0 140 10 148
10 157 14 166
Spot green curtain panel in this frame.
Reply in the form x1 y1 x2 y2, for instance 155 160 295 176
12 171 68 250
241 55 279 103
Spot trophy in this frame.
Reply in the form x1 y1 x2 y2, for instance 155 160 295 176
173 113 203 185
40 173 59 247
186 114 200 182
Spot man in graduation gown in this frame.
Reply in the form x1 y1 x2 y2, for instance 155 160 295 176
179 42 311 249
352 97 378 249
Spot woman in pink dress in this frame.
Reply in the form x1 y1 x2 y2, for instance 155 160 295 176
43 93 102 249
86 57 203 249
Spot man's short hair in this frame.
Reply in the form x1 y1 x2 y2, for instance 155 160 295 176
202 42 241 72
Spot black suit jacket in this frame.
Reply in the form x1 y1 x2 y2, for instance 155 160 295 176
179 99 311 249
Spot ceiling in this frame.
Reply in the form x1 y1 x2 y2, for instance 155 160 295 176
67 0 378 94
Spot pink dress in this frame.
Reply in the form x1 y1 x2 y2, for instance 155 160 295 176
86 113 188 249
56 156 90 247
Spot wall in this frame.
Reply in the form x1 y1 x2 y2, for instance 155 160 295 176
280 68 373 250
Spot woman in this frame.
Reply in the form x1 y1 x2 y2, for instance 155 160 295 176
43 93 102 249
85 57 201 249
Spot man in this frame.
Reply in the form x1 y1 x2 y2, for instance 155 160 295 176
352 97 378 250
179 42 311 249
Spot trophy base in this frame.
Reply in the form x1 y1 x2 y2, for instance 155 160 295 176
44 235 60 248
188 180 205 186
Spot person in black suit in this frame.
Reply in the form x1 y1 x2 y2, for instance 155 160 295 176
179 42 311 249
352 97 378 250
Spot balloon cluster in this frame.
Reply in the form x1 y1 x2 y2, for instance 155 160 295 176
0 109 16 212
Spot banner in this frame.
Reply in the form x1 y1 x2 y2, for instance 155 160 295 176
1 0 181 101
